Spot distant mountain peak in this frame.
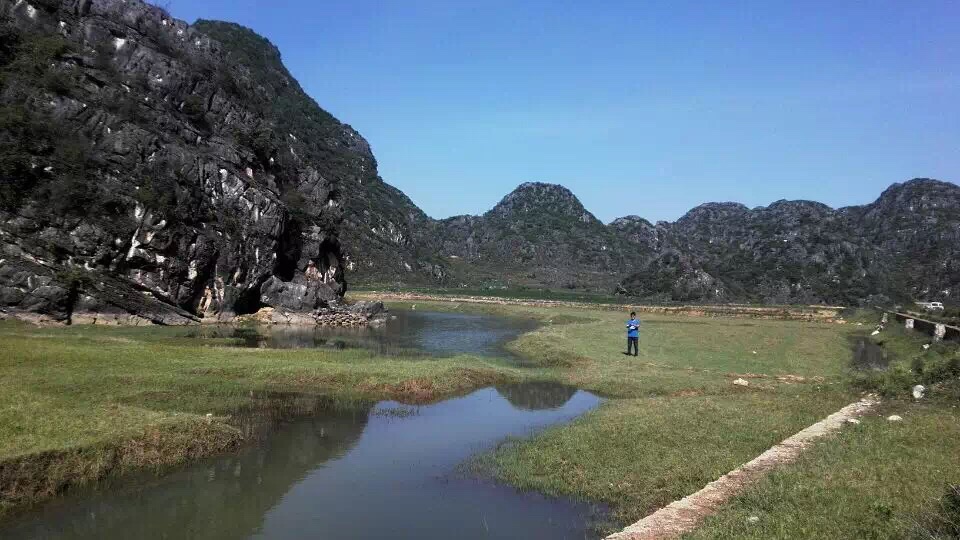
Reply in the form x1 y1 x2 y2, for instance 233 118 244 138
486 182 599 224
507 182 577 199
610 215 655 229
677 202 750 225
877 178 959 200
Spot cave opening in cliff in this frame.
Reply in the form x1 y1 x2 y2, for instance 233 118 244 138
232 274 270 316
273 217 303 282
315 238 343 285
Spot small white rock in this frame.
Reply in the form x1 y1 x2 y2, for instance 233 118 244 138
871 330 881 336
733 378 749 387
747 516 760 524
887 415 903 422
846 418 861 425
922 344 931 350
751 351 758 355
912 385 925 400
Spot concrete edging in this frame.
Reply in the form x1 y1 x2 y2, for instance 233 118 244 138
606 396 880 540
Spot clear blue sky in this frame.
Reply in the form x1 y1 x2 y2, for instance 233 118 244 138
169 0 959 223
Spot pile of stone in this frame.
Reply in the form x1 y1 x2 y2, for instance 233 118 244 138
314 311 372 327
238 301 388 327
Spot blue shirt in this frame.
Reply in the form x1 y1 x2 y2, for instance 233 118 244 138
626 318 641 338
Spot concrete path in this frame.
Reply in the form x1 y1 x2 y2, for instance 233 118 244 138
606 396 880 540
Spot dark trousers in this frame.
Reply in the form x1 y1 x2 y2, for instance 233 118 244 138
627 336 638 356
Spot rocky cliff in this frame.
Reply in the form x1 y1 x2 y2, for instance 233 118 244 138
0 1 956 320
618 179 960 305
405 179 959 306
435 183 642 288
0 0 385 324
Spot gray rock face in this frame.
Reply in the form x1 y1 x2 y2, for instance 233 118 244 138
434 182 642 289
0 1 956 312
259 276 339 313
0 0 372 324
618 178 960 305
367 177 959 306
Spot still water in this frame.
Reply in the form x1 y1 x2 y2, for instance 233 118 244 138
2 384 603 540
187 309 540 359
850 336 889 371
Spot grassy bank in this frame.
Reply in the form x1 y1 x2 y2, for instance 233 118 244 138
0 319 534 515
461 304 856 529
685 320 960 539
1 301 956 538
687 401 960 539
353 290 845 322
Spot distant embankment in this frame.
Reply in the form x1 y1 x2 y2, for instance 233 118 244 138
351 291 845 322
888 311 960 342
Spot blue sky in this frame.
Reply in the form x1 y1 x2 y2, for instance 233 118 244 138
169 0 959 223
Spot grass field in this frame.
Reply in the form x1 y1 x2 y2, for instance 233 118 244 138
0 301 957 538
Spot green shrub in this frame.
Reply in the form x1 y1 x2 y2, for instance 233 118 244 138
8 34 70 78
911 355 925 376
853 342 960 399
924 356 960 385
103 94 147 125
280 189 310 222
41 68 71 95
181 94 211 132
0 17 21 67
134 157 206 225
0 103 53 210
910 484 960 539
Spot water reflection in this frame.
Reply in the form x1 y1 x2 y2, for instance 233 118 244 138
186 310 539 360
2 385 604 540
495 382 578 410
3 399 370 540
851 336 889 370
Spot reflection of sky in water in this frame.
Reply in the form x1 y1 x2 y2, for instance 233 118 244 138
191 309 539 360
2 385 604 540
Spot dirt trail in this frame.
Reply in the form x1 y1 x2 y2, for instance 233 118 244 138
606 396 879 540
351 291 844 322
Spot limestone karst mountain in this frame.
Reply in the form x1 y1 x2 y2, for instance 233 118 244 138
0 1 957 325
0 0 382 323
378 178 959 306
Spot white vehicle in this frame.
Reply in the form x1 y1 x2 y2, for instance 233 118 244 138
916 301 945 311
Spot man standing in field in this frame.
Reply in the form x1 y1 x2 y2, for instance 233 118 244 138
625 311 641 356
